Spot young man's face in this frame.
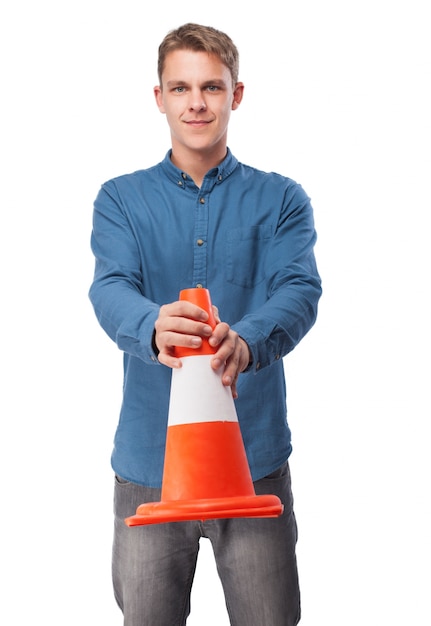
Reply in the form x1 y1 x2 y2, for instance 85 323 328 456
154 49 243 163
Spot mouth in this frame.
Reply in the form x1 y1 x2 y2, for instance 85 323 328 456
184 119 211 127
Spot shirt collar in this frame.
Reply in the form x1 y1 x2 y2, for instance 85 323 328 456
160 148 238 189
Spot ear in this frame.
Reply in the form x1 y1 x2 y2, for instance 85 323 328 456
231 82 244 111
154 86 165 113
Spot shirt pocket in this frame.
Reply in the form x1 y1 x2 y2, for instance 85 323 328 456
226 224 273 288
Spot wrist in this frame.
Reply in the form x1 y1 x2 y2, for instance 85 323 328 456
239 336 253 372
151 330 160 357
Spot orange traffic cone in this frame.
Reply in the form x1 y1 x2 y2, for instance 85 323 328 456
125 288 283 526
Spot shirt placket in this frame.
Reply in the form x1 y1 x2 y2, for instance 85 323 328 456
192 186 210 289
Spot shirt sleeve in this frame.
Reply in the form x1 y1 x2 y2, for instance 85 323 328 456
88 180 161 365
231 182 322 372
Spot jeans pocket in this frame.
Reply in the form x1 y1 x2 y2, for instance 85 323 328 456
115 474 131 485
264 460 290 481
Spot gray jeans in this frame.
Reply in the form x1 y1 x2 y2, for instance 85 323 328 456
112 461 300 625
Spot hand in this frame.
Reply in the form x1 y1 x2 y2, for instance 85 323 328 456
154 300 213 368
154 301 251 399
208 317 251 399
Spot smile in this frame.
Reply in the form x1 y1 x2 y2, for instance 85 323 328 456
185 120 211 126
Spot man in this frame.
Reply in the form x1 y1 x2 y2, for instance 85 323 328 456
89 22 321 625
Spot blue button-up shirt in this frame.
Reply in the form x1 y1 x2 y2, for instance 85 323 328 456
89 149 322 487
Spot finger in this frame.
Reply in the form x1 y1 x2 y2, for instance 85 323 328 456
161 301 209 323
155 319 213 351
157 352 182 369
221 351 241 386
159 331 205 352
208 321 231 348
231 379 239 400
212 305 221 323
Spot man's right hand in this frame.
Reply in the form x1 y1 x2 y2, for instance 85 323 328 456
154 300 213 368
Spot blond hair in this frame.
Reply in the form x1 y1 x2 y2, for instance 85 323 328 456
157 23 240 86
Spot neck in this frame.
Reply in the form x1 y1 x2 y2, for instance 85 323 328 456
170 144 227 188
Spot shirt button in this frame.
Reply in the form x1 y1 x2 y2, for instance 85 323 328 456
256 362 261 370
199 197 205 204
196 283 203 289
182 172 187 179
197 238 204 246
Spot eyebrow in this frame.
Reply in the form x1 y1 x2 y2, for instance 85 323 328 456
165 79 228 88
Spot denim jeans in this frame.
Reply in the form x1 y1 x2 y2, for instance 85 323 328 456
112 461 300 625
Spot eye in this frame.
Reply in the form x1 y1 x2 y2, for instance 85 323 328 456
173 86 186 93
206 85 219 92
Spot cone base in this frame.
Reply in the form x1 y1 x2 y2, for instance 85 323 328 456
125 495 284 526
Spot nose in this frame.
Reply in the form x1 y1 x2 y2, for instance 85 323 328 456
189 90 207 112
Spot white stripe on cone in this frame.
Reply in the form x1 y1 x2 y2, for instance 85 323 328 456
168 354 238 426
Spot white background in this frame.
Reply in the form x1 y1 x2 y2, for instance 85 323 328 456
1 1 430 624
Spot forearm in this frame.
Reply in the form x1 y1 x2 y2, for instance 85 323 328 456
89 276 161 363
232 260 321 371
89 183 161 364
233 293 319 372
232 184 322 372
